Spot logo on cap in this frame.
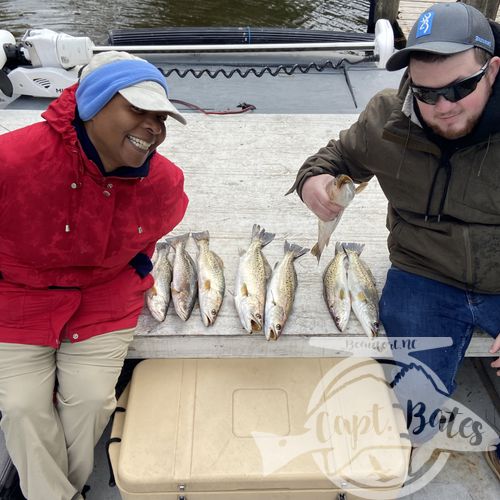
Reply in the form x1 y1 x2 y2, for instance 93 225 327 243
416 11 434 38
475 35 492 47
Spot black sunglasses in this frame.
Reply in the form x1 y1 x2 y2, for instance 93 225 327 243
410 61 489 105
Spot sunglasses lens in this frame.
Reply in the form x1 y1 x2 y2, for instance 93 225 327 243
413 88 439 105
411 65 487 105
454 76 481 100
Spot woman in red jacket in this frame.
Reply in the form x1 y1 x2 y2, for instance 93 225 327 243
0 51 188 499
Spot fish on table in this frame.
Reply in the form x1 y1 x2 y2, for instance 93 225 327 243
344 242 379 337
167 232 198 321
146 242 172 322
234 224 275 333
311 175 367 262
264 240 309 341
323 241 351 332
192 230 225 327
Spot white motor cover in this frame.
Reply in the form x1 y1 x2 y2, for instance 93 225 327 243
374 19 395 69
21 28 93 69
0 30 16 69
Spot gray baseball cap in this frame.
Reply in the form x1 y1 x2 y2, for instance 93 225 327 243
386 2 495 71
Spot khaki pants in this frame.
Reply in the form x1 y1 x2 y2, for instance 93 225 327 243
0 329 134 500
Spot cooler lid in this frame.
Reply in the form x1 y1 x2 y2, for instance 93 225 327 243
117 357 409 494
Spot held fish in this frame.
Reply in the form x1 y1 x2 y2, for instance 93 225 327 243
168 233 198 321
344 242 379 337
234 224 275 333
264 241 309 341
323 241 351 332
192 230 225 327
146 242 172 322
311 175 367 262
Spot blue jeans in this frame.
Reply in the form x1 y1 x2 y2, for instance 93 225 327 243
380 266 500 443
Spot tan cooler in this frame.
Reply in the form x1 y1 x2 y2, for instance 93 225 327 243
109 358 410 499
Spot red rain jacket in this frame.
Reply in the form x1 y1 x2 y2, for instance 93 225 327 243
0 85 188 347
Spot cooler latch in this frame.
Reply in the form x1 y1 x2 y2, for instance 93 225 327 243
178 483 186 499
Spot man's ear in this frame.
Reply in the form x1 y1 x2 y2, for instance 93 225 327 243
486 56 500 85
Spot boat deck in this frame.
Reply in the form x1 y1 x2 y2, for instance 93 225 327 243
0 108 495 358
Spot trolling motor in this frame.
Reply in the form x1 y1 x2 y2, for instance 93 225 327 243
0 28 93 107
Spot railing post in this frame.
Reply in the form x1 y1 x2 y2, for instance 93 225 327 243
459 0 500 20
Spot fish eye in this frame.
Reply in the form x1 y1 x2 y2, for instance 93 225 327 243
256 313 262 319
211 309 217 315
276 324 282 331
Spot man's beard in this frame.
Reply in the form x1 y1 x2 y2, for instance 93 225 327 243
427 115 479 140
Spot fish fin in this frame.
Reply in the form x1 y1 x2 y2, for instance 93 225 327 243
214 252 224 269
191 230 210 241
263 253 273 280
149 285 158 296
342 242 364 255
257 227 275 248
240 283 249 297
355 181 369 194
238 247 245 257
284 240 309 260
203 279 211 291
360 257 377 284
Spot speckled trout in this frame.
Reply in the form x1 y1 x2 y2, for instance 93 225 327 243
311 175 367 262
323 242 350 332
234 224 275 333
344 242 379 337
146 242 172 322
264 241 309 341
168 233 198 321
192 230 225 327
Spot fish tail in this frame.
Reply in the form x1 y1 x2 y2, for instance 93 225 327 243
252 224 275 247
156 240 171 251
251 224 262 240
334 241 346 254
342 242 364 255
355 181 369 194
310 242 321 262
165 232 190 247
191 230 210 242
284 241 309 260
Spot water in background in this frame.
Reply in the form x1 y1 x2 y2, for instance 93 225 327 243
0 0 371 44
